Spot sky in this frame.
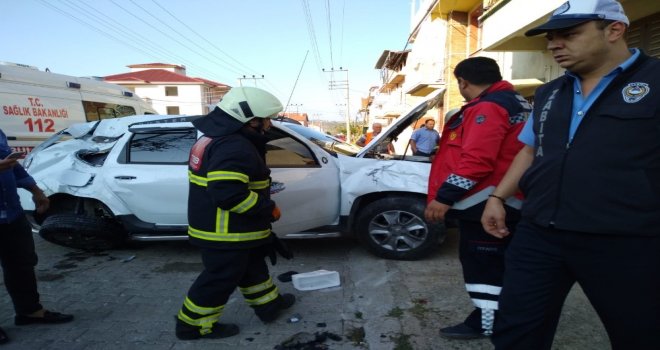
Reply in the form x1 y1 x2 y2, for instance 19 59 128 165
3 0 413 122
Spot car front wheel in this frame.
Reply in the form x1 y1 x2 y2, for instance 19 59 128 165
356 196 445 260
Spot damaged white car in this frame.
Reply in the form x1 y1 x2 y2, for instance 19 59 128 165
19 92 445 260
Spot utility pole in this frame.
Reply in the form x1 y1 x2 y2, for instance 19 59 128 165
323 67 350 141
290 103 303 114
237 74 265 87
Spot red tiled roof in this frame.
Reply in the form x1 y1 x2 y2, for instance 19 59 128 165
283 112 309 122
126 63 183 69
104 69 228 87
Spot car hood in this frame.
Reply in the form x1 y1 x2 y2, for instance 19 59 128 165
357 89 445 158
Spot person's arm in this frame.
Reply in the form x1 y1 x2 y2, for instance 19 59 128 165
10 159 50 214
481 145 535 238
409 139 418 154
28 184 49 214
0 158 18 171
356 135 366 147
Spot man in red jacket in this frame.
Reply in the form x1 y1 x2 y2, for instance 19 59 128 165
425 57 531 339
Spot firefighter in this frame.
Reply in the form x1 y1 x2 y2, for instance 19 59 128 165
425 57 532 339
175 87 295 340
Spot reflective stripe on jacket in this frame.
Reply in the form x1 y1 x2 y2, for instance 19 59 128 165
187 132 275 249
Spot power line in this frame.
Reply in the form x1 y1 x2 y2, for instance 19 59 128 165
109 0 238 81
148 0 257 75
127 0 245 77
339 0 346 66
39 0 230 84
283 51 309 114
325 0 334 69
61 0 220 80
146 1 285 96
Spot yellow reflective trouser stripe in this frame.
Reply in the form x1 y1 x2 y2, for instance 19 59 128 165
239 277 274 295
244 287 279 306
249 179 270 189
230 191 258 213
188 226 271 242
217 208 229 233
207 171 248 183
177 309 220 328
183 296 224 315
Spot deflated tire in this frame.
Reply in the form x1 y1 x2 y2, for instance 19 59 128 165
39 214 126 251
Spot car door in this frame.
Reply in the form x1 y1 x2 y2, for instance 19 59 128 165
266 126 341 235
104 126 194 227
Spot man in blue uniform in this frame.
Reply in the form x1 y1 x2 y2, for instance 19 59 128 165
481 1 660 349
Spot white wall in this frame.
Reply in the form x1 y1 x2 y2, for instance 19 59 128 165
481 0 564 50
133 84 206 115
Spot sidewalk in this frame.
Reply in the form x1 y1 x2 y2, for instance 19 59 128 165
0 230 609 349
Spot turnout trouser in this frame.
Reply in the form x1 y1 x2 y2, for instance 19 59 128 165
178 246 279 331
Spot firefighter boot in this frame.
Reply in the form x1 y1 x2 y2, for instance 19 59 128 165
255 293 296 323
175 318 240 340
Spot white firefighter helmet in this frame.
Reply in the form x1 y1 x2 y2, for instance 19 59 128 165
217 87 283 124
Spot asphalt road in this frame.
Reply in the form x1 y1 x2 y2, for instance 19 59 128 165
0 229 610 349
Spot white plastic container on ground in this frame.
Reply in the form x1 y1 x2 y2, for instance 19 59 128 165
291 270 341 291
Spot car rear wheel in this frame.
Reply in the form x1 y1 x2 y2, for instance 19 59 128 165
39 214 127 251
356 196 445 260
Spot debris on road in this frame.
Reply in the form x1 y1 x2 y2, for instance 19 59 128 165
274 331 342 350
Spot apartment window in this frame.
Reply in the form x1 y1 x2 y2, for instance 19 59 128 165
165 86 178 96
166 106 180 115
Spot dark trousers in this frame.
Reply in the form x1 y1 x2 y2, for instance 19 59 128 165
493 220 660 350
458 220 512 333
182 246 274 322
0 215 42 315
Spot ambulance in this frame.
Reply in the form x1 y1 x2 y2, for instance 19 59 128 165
0 62 157 155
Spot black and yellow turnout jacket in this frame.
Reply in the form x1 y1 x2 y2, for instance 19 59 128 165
187 107 275 249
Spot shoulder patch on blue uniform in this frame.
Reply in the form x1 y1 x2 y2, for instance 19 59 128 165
622 82 650 103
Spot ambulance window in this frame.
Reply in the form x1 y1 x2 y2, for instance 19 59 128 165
115 105 137 117
83 101 101 121
97 107 116 120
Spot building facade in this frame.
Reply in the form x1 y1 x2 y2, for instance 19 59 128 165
366 0 659 136
105 63 230 116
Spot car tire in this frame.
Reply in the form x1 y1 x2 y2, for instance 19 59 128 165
356 196 445 260
39 214 126 251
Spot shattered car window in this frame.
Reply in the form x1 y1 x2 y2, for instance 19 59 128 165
127 131 196 164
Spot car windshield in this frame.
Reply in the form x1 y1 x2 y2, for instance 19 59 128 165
284 123 361 156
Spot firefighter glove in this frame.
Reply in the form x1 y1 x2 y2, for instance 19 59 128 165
271 205 281 222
